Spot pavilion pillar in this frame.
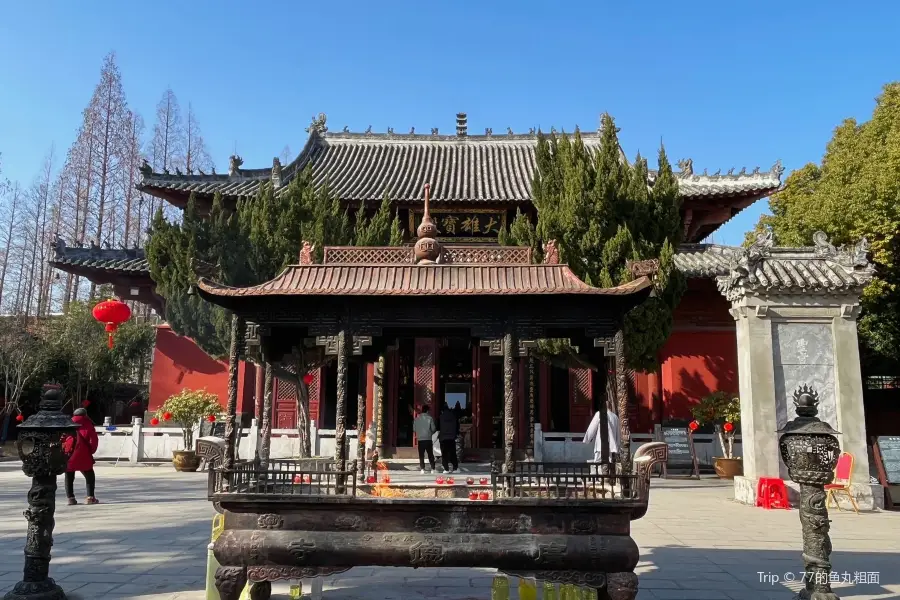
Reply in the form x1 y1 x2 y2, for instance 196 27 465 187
334 329 350 471
503 330 516 472
224 314 246 473
259 360 274 471
719 233 881 509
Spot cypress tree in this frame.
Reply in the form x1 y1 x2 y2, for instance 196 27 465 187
504 114 685 371
147 167 405 358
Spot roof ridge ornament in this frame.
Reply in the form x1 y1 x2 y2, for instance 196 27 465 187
770 159 785 179
139 159 152 178
456 113 467 138
299 241 316 265
306 113 328 135
414 183 442 264
272 157 283 189
229 155 243 177
813 231 870 269
542 240 560 265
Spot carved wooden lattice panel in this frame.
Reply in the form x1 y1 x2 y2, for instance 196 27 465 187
569 367 593 432
321 245 531 265
443 246 531 264
324 246 414 264
275 368 298 430
414 339 437 411
308 368 322 424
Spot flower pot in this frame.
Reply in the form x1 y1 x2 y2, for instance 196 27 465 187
172 450 201 472
713 457 743 479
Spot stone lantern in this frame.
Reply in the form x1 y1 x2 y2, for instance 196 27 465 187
778 385 842 600
4 384 79 600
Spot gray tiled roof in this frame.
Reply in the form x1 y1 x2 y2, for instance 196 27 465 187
138 128 782 205
676 233 875 299
49 242 149 274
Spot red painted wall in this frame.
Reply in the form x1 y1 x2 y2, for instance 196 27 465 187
149 325 256 416
631 279 738 432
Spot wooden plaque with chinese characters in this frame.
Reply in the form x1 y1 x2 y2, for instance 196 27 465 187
409 209 507 241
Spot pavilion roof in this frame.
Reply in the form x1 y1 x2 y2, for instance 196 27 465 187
676 233 875 299
49 239 148 275
196 263 652 298
137 118 783 209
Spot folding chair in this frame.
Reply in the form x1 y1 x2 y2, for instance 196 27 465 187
825 451 859 514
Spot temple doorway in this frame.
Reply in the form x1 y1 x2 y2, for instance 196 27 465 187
438 338 474 449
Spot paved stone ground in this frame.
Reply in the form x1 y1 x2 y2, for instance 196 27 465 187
1 462 899 599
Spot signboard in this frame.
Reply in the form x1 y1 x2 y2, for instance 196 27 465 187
656 425 700 479
201 420 227 439
409 209 507 241
874 436 900 485
873 436 900 511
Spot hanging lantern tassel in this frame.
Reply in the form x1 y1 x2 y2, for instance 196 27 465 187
105 323 117 348
92 299 132 350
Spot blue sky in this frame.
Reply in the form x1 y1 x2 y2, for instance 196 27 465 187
1 0 898 245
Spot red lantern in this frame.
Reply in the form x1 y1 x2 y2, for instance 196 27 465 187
723 422 734 433
302 373 314 386
163 411 172 421
92 299 132 349
82 400 90 408
149 417 160 426
207 415 216 423
689 420 699 432
16 414 24 422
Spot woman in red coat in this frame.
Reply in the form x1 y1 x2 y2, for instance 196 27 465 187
66 408 99 505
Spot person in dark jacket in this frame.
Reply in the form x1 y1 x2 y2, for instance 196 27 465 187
412 405 437 474
438 403 460 473
66 408 100 505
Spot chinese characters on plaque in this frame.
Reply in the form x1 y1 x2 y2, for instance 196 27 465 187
410 211 506 239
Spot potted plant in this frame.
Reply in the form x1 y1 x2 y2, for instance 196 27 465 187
154 389 222 472
691 391 742 479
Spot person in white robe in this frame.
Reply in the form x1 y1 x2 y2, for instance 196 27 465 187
583 402 621 473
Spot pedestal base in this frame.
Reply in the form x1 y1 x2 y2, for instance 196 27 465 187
3 578 67 600
734 476 883 511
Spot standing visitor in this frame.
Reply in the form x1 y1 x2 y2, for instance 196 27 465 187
583 400 621 475
439 402 460 474
65 408 100 505
413 405 437 474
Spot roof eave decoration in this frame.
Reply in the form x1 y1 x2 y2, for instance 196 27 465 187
715 231 874 302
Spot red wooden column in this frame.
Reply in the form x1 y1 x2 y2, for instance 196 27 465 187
475 346 493 447
539 362 550 432
414 338 439 414
471 344 481 447
386 346 400 449
254 364 265 422
516 357 527 449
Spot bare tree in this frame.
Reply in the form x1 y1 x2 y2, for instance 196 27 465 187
185 103 213 174
149 88 185 223
23 148 55 318
280 145 293 166
0 319 46 417
0 182 21 311
120 110 146 247
88 54 130 262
